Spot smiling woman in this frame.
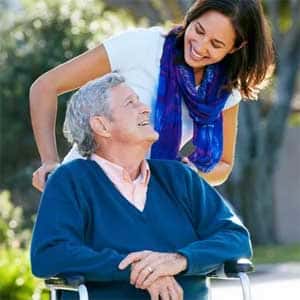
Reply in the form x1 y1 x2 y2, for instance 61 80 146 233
30 0 275 190
184 11 237 77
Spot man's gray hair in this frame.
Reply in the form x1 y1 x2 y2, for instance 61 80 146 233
63 72 125 157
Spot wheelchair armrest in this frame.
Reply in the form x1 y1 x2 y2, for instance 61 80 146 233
208 258 254 279
45 275 89 300
224 258 254 275
45 275 85 289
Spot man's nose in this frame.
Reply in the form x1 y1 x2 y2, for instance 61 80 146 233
139 102 151 114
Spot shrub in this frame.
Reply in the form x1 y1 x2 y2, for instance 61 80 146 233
0 191 47 300
0 248 46 300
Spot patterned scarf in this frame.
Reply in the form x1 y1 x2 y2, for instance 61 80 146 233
150 28 230 172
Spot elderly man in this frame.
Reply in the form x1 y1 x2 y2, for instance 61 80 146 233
30 73 252 300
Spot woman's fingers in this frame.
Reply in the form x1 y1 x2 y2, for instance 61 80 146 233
32 161 59 191
182 156 198 172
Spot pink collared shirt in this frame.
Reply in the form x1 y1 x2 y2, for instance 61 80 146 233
91 154 150 212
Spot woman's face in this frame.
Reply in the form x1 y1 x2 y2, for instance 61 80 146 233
184 10 237 70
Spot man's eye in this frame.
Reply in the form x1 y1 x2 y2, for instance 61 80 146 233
126 99 135 106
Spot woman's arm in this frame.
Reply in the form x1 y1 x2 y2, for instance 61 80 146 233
198 104 239 186
30 45 111 191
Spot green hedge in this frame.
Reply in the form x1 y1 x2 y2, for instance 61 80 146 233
0 248 47 300
0 191 47 300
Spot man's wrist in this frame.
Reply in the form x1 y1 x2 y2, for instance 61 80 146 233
174 253 188 272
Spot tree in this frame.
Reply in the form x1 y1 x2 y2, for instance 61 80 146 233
108 0 300 244
0 0 138 222
1 0 299 244
220 0 300 244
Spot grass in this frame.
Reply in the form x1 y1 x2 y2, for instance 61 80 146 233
253 244 300 264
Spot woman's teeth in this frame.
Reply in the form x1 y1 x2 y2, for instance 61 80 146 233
191 47 204 60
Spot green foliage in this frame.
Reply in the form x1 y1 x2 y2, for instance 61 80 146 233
0 4 139 298
289 112 300 127
0 191 47 300
0 191 30 249
0 0 137 189
0 0 139 228
253 244 300 264
0 248 47 300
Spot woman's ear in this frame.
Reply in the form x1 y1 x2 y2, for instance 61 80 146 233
89 116 111 138
229 41 248 54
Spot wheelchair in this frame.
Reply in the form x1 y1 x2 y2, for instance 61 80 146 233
45 258 253 300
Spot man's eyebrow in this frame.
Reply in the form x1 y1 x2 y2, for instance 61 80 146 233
196 21 226 47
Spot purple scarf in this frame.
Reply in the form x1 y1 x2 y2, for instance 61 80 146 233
150 28 230 172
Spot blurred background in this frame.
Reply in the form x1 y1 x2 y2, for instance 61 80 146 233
0 0 299 299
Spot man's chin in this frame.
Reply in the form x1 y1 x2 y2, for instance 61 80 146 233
150 131 159 143
143 132 159 147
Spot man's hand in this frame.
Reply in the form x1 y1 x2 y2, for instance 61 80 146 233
119 251 187 289
32 161 60 191
146 276 183 300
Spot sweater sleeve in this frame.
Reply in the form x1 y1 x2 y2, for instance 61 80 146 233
176 169 252 276
30 166 130 282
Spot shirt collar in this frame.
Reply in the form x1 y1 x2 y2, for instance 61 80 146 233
91 153 150 185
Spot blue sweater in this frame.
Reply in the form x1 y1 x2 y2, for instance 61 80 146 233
31 159 252 300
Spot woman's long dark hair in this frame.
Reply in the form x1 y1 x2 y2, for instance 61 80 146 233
176 0 275 99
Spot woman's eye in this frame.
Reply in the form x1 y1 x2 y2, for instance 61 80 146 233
212 42 222 49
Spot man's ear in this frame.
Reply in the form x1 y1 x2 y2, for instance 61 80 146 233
89 116 111 138
229 41 248 54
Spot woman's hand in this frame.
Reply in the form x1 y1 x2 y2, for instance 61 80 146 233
181 156 198 173
32 161 60 191
146 275 183 300
119 251 187 289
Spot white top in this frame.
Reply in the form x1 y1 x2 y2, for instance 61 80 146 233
63 27 241 163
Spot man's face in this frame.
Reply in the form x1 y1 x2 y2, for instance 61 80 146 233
107 83 159 146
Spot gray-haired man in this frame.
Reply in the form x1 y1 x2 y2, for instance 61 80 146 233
31 73 252 300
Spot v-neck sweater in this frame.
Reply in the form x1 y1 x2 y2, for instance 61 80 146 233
31 159 252 300
91 154 150 211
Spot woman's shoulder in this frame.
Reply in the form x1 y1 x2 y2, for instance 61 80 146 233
103 26 165 46
223 89 242 110
102 26 165 70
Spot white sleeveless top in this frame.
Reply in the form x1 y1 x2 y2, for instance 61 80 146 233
63 27 241 163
